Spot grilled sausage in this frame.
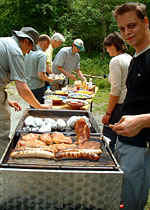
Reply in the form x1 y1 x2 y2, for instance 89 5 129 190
55 149 100 161
10 149 55 159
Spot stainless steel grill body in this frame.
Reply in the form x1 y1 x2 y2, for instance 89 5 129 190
0 168 123 210
0 109 123 209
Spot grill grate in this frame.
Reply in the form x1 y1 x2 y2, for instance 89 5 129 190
2 134 118 170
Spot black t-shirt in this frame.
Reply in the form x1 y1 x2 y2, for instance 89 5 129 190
119 48 150 147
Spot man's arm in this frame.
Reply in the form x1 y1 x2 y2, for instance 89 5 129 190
38 72 53 82
15 80 52 109
8 99 22 111
75 69 86 81
46 63 52 74
57 66 77 80
112 114 150 137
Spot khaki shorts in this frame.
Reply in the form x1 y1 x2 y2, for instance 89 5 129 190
0 90 11 159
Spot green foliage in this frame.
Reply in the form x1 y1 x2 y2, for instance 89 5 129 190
0 0 150 54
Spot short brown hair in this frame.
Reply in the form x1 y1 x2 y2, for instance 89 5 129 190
38 34 51 42
113 2 147 20
103 32 127 53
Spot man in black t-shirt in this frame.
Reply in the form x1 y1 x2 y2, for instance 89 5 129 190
112 2 150 210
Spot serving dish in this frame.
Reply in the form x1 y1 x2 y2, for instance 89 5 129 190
63 99 89 109
53 90 68 96
43 95 67 105
68 93 92 100
75 90 94 95
48 73 65 80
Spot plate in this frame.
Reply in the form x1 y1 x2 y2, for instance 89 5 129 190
48 73 65 81
75 90 94 95
68 93 92 100
53 90 68 96
63 99 89 109
43 95 67 105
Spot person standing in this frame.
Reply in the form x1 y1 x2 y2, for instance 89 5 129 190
51 38 86 91
25 34 53 105
46 32 65 73
0 27 52 158
45 33 65 90
112 2 150 210
102 32 132 153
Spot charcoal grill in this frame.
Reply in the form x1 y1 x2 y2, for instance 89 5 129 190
0 109 123 210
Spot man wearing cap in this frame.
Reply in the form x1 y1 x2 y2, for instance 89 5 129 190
0 27 52 158
51 38 86 90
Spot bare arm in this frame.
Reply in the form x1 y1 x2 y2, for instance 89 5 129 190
38 72 53 82
8 99 22 111
75 69 86 81
46 63 52 74
57 66 77 80
112 114 150 137
102 94 119 125
14 80 52 109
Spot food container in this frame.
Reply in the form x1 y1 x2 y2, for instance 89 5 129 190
43 95 67 105
63 99 89 109
68 93 92 100
0 109 123 210
74 80 82 90
53 90 68 96
44 99 53 106
15 109 100 134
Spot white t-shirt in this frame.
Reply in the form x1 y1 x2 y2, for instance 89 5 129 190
108 53 132 103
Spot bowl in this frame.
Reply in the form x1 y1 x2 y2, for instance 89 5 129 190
53 90 68 96
68 93 92 100
75 90 94 95
63 99 89 109
43 95 67 105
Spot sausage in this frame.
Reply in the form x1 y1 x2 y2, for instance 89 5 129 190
55 149 100 161
10 149 55 159
109 124 114 129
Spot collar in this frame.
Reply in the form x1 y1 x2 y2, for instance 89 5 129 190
37 46 43 51
134 45 150 57
11 35 20 47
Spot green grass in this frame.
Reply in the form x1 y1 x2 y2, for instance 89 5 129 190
92 88 109 113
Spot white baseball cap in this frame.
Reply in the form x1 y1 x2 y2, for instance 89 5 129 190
73 38 84 51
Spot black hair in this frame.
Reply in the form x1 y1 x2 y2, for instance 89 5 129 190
103 32 127 52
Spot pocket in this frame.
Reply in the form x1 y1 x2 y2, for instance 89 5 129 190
0 120 10 139
0 90 7 105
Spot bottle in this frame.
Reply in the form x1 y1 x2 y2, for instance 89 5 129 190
44 86 53 106
88 78 92 91
83 80 86 90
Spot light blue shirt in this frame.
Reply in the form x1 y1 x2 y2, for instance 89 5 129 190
0 36 26 90
25 46 47 90
52 47 80 84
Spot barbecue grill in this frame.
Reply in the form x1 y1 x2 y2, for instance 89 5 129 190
0 109 123 210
